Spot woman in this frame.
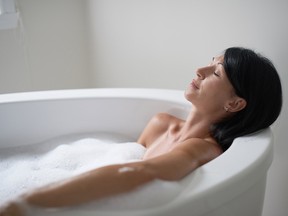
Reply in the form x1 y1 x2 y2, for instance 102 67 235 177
0 47 282 216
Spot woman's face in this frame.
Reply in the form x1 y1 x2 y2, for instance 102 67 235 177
185 55 237 114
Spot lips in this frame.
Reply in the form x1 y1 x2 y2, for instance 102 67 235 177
191 79 199 89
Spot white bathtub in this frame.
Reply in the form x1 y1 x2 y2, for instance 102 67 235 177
0 88 273 216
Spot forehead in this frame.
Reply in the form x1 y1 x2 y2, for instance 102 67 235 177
212 55 225 73
214 55 224 62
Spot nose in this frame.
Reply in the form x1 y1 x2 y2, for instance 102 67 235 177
196 67 207 80
196 65 213 80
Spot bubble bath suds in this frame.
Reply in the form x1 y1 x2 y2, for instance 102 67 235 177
0 134 182 212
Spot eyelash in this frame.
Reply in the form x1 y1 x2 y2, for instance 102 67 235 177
214 71 220 77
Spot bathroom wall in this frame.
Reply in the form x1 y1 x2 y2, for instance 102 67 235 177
0 0 91 93
86 1 288 215
0 0 287 215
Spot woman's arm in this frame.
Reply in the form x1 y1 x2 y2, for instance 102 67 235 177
22 162 155 208
0 138 220 216
22 138 219 208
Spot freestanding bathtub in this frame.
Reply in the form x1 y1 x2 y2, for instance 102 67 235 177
0 88 273 216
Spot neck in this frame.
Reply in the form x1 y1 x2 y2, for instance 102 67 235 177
179 107 217 140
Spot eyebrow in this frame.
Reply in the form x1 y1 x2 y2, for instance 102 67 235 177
211 57 224 68
217 63 225 74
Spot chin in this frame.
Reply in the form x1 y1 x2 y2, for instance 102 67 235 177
184 90 193 102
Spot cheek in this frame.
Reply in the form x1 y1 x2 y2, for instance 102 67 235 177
204 83 231 101
202 82 218 96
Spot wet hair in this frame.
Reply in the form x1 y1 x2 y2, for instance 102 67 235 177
211 47 282 151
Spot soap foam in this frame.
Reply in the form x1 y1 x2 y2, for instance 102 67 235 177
0 134 183 213
0 134 146 204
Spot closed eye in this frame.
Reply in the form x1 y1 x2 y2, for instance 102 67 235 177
214 71 220 77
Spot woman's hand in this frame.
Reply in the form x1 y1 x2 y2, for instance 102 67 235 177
0 201 24 216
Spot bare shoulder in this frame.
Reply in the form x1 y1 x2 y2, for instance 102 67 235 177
140 137 222 181
137 113 179 147
151 112 178 123
175 138 223 166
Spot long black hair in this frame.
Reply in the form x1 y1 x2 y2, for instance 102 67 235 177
211 47 282 151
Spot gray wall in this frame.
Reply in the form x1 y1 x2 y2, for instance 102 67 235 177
0 0 91 93
0 0 287 215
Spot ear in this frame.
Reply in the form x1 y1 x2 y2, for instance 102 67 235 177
226 96 247 113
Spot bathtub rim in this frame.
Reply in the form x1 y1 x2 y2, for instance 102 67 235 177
0 88 189 105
